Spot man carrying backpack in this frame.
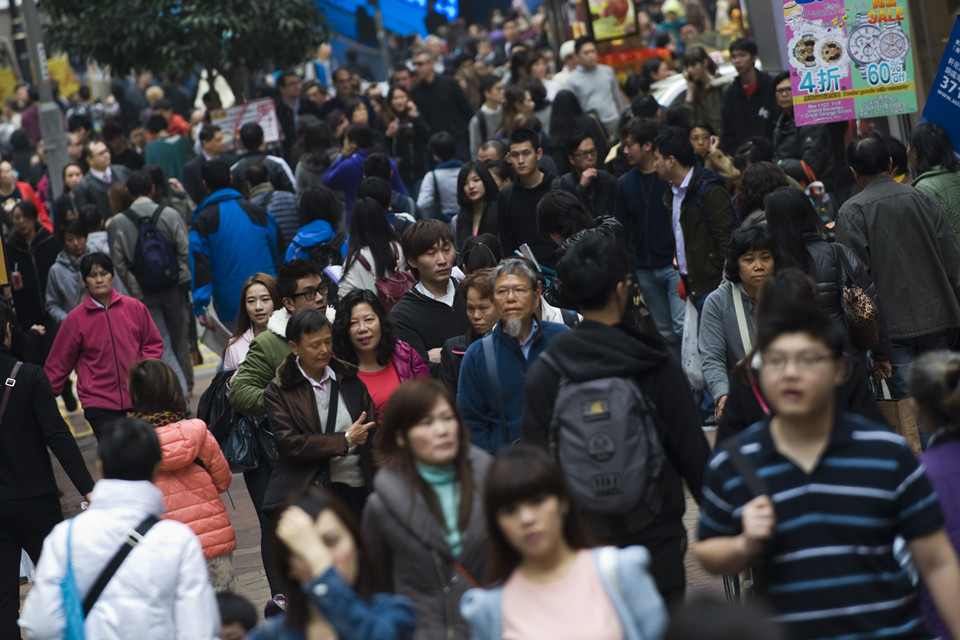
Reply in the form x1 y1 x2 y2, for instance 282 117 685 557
523 234 710 606
108 169 191 394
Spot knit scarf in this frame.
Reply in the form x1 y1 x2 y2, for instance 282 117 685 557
129 410 185 429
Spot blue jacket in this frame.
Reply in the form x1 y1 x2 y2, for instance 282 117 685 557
322 148 408 223
189 188 279 324
285 219 348 263
456 319 569 454
613 167 674 270
460 546 667 640
247 569 416 640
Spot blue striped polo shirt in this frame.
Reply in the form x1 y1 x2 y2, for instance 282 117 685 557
699 412 944 640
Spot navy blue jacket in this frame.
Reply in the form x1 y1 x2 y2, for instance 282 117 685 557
613 167 674 270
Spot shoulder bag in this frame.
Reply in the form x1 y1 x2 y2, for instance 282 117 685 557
831 244 879 351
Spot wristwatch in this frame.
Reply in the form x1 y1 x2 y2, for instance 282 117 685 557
847 13 882 79
344 432 354 450
878 21 909 63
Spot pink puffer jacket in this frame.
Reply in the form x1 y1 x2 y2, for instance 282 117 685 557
155 418 236 559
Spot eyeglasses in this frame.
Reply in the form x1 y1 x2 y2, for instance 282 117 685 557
775 88 793 95
573 149 598 159
293 286 327 301
412 60 429 67
493 285 534 298
761 352 833 372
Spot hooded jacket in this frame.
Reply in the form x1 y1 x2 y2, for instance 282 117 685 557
285 219 347 263
523 321 710 541
363 447 492 640
154 418 236 559
45 249 89 326
545 217 624 308
6 223 60 327
108 196 190 298
390 286 470 378
719 69 779 155
250 183 300 248
44 290 165 411
551 168 618 219
496 170 559 269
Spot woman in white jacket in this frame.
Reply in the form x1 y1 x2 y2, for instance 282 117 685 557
339 198 407 300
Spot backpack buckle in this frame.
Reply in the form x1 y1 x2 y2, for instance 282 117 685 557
5 377 15 387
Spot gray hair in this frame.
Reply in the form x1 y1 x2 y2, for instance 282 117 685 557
909 350 960 427
413 47 435 62
488 257 539 291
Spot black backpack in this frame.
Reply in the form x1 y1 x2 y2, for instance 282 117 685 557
123 204 179 292
306 230 348 270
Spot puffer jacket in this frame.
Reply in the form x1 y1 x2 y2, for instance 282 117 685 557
154 418 236 559
391 339 430 382
250 183 300 248
913 165 960 243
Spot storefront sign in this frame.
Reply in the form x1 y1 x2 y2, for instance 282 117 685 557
921 14 960 154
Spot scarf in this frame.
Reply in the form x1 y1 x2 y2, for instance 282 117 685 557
129 410 185 429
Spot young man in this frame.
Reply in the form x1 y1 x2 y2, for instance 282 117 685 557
409 48 473 156
229 122 296 194
468 75 504 159
719 38 779 155
551 130 617 218
497 128 558 268
615 118 683 359
652 127 737 308
45 219 90 326
183 124 236 203
696 284 960 640
74 140 131 220
524 234 708 605
389 220 469 377
417 131 463 221
564 36 623 139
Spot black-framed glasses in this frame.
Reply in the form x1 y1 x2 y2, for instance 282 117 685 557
293 286 327 300
573 149 598 159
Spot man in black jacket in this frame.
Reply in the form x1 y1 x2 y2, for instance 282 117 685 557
0 299 94 638
523 234 709 606
551 130 617 218
719 39 779 155
409 48 473 160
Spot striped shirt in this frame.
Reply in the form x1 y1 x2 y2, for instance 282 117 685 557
699 413 944 640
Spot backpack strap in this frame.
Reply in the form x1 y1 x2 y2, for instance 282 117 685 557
149 203 165 226
720 438 768 498
0 361 22 425
82 515 159 616
481 333 507 445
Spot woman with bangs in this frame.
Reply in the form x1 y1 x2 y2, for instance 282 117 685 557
362 379 491 640
460 445 667 640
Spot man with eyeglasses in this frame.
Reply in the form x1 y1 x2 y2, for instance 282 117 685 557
74 140 131 220
551 130 617 218
457 258 569 454
771 72 833 190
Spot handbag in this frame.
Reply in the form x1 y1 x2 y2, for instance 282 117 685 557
831 244 880 352
877 379 922 454
222 416 260 471
356 243 415 312
681 298 704 389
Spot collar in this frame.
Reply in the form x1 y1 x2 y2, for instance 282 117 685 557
249 182 274 199
436 158 465 170
296 356 338 387
672 167 694 195
89 479 166 516
90 166 112 183
133 196 155 206
755 409 852 461
415 278 456 306
519 316 540 351
481 104 500 115
84 288 120 310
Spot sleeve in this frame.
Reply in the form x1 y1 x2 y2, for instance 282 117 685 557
718 91 737 155
361 496 395 589
17 524 68 639
616 547 668 640
173 529 222 639
227 337 275 417
456 346 497 454
408 346 430 380
43 315 81 395
609 68 623 109
834 203 869 266
34 371 94 495
266 211 280 270
468 115 481 159
705 186 736 259
189 225 213 317
306 570 417 640
263 382 349 461
417 173 436 211
497 190 518 257
138 303 165 359
696 449 746 540
44 267 69 325
388 159 408 196
521 356 560 447
453 81 474 123
323 156 350 190
72 180 90 210
932 201 960 306
895 447 945 541
108 217 143 299
277 158 297 192
390 305 437 377
698 290 732 400
199 428 233 493
170 211 191 287
439 343 458 393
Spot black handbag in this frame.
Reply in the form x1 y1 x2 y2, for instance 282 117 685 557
222 417 259 471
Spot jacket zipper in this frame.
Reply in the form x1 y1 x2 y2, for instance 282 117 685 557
103 302 125 409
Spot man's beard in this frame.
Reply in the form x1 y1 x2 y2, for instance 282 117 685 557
502 318 523 337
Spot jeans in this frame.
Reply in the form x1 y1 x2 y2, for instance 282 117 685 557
887 331 949 398
144 287 189 396
637 266 685 361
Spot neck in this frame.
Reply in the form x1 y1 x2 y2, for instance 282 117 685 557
519 169 543 188
356 349 382 372
581 304 621 326
771 402 834 448
472 200 484 216
741 281 759 300
673 165 692 185
636 156 656 173
484 99 499 110
516 317 534 343
252 324 267 337
740 68 757 86
519 540 577 581
94 292 112 307
422 277 449 299
302 363 327 383
21 226 36 245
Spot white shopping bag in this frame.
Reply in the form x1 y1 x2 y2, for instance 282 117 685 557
681 298 704 389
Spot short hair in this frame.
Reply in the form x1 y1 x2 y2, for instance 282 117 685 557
652 127 697 167
631 95 661 119
427 131 457 162
278 259 322 300
664 104 692 130
412 47 435 61
80 252 114 279
239 122 264 150
345 122 373 149
153 98 173 111
459 268 493 300
723 225 779 284
847 132 891 177
755 270 845 359
733 136 775 169
146 113 168 134
357 176 392 209
68 114 92 133
558 233 629 310
489 256 539 290
286 307 331 343
729 38 758 57
622 117 660 145
125 169 154 198
484 159 515 185
361 152 392 180
689 120 716 137
478 138 506 159
201 160 233 191
78 205 102 234
574 35 595 54
622 74 650 100
62 219 88 239
479 74 501 95
127 358 187 414
908 122 958 175
100 120 124 143
198 124 221 144
885 134 910 177
508 127 540 152
13 200 38 221
81 141 99 161
536 190 594 239
401 220 454 277
98 418 162 481
641 57 665 82
564 130 592 157
216 592 257 633
244 164 270 187
278 70 299 88
298 186 342 228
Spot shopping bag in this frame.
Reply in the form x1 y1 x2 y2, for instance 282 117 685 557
681 298 704 389
877 380 922 454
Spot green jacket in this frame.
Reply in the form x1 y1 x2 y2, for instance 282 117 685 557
913 165 960 242
663 166 737 298
227 309 292 417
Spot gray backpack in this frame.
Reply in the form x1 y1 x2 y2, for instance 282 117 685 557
540 352 666 536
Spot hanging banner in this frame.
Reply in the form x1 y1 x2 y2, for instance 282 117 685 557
208 98 280 151
783 0 916 126
921 14 960 154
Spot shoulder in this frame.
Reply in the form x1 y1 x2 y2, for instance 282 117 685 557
540 321 571 339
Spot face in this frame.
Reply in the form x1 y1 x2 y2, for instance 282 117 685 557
318 42 333 58
775 78 794 111
306 86 327 107
466 287 498 335
517 91 535 117
334 71 353 97
503 20 519 42
67 133 84 161
203 130 224 157
286 274 327 312
652 149 674 182
349 302 382 354
653 60 674 82
731 49 757 76
84 264 114 298
477 41 492 57
578 43 598 69
531 58 548 78
464 171 486 202
390 89 409 114
684 60 704 83
313 509 359 586
394 69 412 90
737 248 774 291
88 141 111 172
245 283 275 332
621 135 645 166
289 325 333 376
496 494 567 562
492 273 539 323
220 622 248 640
457 76 469 93
130 129 148 150
12 206 33 236
679 24 698 42
413 55 434 80
0 162 15 186
351 102 369 123
508 141 541 177
570 136 598 173
402 396 460 466
408 239 455 287
63 231 88 258
281 75 302 101
475 60 491 76
759 332 843 420
689 127 711 157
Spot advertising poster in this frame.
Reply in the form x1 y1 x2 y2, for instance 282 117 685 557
921 14 960 154
209 98 280 151
783 0 916 126
587 0 637 41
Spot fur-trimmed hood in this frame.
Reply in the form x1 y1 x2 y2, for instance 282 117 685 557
266 307 291 338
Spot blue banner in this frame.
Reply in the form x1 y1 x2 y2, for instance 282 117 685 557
922 14 960 154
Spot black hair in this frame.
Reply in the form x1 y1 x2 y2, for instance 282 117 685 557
345 122 374 149
332 289 398 367
763 186 824 272
198 124 221 144
755 270 845 359
622 74 650 99
536 190 594 240
733 136 775 170
357 176 392 210
362 152 393 181
13 200 38 221
908 122 959 176
98 418 162 481
461 233 502 273
277 70 299 88
681 46 717 76
456 161 499 210
664 104 692 131
652 127 697 167
689 120 716 136
144 164 172 204
297 116 334 168
153 98 173 111
68 114 92 133
100 120 124 142
564 130 592 157
298 186 343 229
479 74 501 95
574 35 595 54
146 114 168 135
630 95 661 119
277 259 323 300
239 122 265 150
729 38 758 57
62 219 88 239
285 307 331 343
508 127 540 152
641 57 665 82
78 205 102 234
244 164 270 187
735 162 789 217
400 219 455 279
723 225 779 284
201 160 232 191
216 592 257 632
80 252 114 279
484 159 515 184
847 132 891 177
125 169 154 198
427 131 457 162
622 117 660 145
344 197 399 279
558 233 629 311
884 134 910 177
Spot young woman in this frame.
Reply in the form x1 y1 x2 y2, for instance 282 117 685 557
7 200 60 339
0 159 50 232
496 85 535 139
248 488 416 640
460 234 502 275
460 445 667 640
363 379 492 640
454 161 499 252
440 270 499 393
381 86 430 191
51 162 84 237
527 50 560 102
332 290 428 416
128 358 236 590
222 273 282 371
339 198 405 299
681 46 724 136
44 252 164 440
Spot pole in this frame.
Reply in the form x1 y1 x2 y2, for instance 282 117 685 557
8 0 31 83
371 0 391 81
19 0 68 199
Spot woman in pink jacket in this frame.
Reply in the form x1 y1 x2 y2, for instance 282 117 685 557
128 357 237 590
44 252 164 439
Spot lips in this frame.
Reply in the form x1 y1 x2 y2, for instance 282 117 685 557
357 336 372 345
523 532 542 546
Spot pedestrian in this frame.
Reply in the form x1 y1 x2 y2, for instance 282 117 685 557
440 269 498 394
50 162 84 237
6 199 60 350
222 273 281 371
550 130 617 218
771 72 833 189
719 39 778 155
909 121 960 241
230 122 296 194
285 186 347 264
245 164 300 247
382 85 430 191
338 197 405 300
417 132 464 221
454 160 499 252
293 116 336 197
681 46 725 137
564 36 623 139
73 141 131 221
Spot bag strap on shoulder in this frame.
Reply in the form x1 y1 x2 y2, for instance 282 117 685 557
149 203 165 225
481 333 507 444
720 438 768 498
0 361 22 425
82 515 159 616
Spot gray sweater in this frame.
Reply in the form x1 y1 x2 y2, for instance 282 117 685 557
698 281 756 400
468 107 502 159
565 65 623 137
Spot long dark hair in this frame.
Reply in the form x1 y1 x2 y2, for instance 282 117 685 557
376 379 478 533
763 186 824 272
456 160 499 211
296 115 334 168
343 197 399 279
484 445 594 584
909 121 959 176
225 273 281 353
332 289 398 367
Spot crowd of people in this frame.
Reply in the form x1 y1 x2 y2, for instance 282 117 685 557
5 0 960 638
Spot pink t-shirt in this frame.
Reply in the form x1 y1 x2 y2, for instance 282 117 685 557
501 549 624 640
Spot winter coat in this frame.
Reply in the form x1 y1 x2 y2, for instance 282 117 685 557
460 546 667 640
154 418 236 559
294 157 332 197
250 184 300 248
44 290 164 411
836 175 960 339
613 167 674 270
440 329 481 394
73 165 131 220
6 223 61 326
324 148 408 222
417 161 463 220
551 169 618 219
719 70 779 155
390 286 470 378
390 339 431 382
699 281 756 401
44 249 88 326
230 151 295 194
546 216 624 308
457 319 570 454
363 447 491 640
685 80 726 137
262 353 377 512
108 196 190 298
497 170 559 269
772 111 834 189
19 479 220 640
913 165 960 243
387 113 430 189
454 201 498 253
285 219 348 264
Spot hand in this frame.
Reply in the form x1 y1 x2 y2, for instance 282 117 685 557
407 101 419 117
83 493 92 504
276 506 332 580
345 411 375 446
167 177 186 196
873 360 892 381
428 347 443 363
709 135 719 152
579 167 598 188
197 313 214 330
385 121 399 137
341 141 357 158
30 324 46 336
739 495 776 558
715 395 727 421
